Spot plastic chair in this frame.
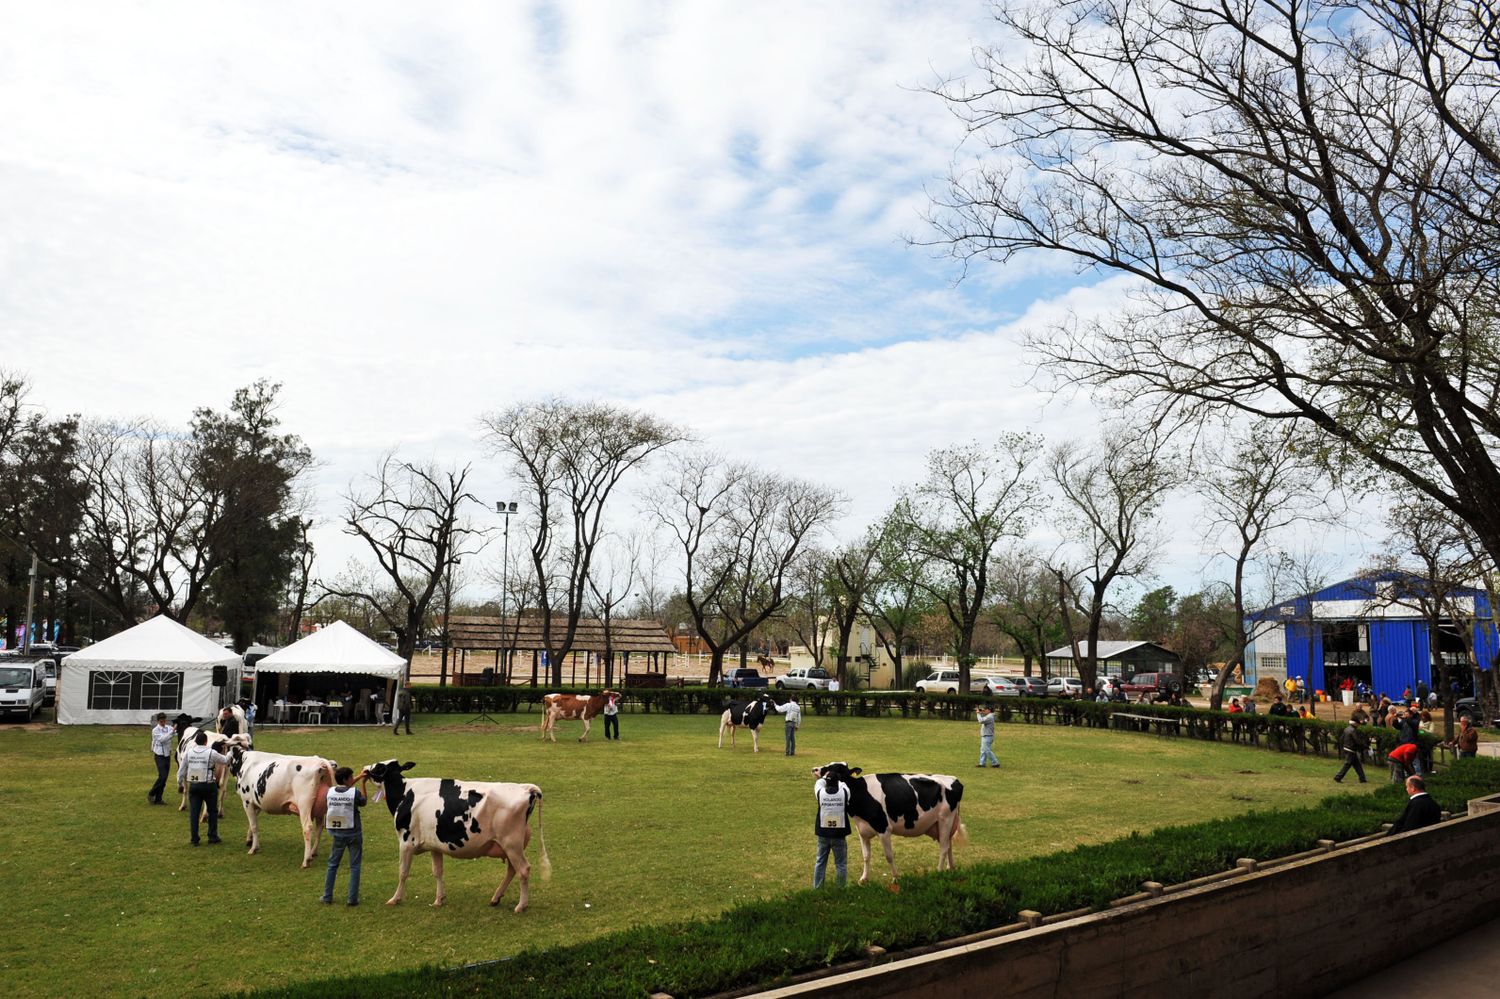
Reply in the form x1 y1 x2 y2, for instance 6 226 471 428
305 706 322 725
270 699 287 723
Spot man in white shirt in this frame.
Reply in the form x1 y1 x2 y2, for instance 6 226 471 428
603 692 621 741
182 731 231 846
148 713 173 805
775 697 802 756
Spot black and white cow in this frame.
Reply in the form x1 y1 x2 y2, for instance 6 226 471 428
174 723 251 817
810 761 966 889
718 694 774 752
229 748 337 868
361 759 551 911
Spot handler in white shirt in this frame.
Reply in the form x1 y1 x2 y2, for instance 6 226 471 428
148 712 173 805
775 696 802 756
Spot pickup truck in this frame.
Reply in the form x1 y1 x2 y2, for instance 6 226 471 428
721 667 770 688
774 666 832 690
1122 672 1184 696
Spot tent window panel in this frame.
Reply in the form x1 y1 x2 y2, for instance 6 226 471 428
140 671 183 711
88 671 132 711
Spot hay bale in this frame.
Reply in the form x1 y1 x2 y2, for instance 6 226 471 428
1253 676 1281 702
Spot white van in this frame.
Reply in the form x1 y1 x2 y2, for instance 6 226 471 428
0 660 46 721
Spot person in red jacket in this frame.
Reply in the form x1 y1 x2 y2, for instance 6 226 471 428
1386 741 1420 784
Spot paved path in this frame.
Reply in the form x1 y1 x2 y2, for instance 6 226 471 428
1323 917 1500 996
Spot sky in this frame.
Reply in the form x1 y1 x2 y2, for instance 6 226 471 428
0 1 1384 608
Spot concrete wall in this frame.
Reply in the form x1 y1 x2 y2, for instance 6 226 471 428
752 798 1500 999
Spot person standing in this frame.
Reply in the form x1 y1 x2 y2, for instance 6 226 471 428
217 706 240 738
1387 776 1442 835
183 731 230 845
392 681 413 736
775 696 802 756
976 706 1000 768
148 712 173 805
812 770 850 888
1453 716 1479 759
602 691 621 741
320 766 367 906
1334 719 1368 783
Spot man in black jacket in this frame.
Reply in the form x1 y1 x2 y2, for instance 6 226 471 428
1388 776 1442 835
1334 720 1368 783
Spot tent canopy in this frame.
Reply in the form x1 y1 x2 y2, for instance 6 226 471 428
255 621 406 677
62 615 241 671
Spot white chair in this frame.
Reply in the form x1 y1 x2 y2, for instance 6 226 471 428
305 704 322 725
270 699 287 724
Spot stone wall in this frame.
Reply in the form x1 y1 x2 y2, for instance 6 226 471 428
752 795 1500 999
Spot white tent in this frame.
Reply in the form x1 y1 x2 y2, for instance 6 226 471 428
58 616 241 725
254 621 406 678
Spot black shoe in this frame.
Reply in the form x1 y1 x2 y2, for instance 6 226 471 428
319 897 333 905
207 837 223 845
1334 778 1342 783
346 901 359 907
191 840 200 847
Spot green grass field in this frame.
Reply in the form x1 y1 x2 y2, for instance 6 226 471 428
0 713 1377 997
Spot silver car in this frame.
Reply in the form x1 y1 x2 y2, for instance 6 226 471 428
972 675 1021 697
1047 676 1084 698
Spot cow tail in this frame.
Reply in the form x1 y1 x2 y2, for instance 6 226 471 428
531 787 552 881
952 816 969 849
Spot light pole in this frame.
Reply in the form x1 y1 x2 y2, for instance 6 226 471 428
496 501 518 681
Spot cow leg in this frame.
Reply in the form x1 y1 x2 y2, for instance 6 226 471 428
579 717 591 742
880 832 899 889
498 835 532 913
300 814 318 868
857 833 874 885
430 853 446 907
387 845 416 906
245 806 260 855
751 727 759 753
490 856 518 907
718 719 726 749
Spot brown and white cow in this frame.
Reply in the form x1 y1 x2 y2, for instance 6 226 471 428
228 748 337 867
361 759 551 911
175 724 251 816
810 761 966 890
540 690 619 743
718 694 774 752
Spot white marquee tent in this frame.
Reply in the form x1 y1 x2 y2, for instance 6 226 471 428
58 615 241 725
253 622 407 723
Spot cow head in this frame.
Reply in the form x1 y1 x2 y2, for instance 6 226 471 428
812 761 862 782
362 759 417 783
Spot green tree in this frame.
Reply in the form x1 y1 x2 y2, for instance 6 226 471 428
1128 586 1178 645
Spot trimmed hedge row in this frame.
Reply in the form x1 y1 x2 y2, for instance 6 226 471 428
410 684 1436 761
238 757 1500 999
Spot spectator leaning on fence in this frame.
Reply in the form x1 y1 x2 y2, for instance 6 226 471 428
1452 716 1480 759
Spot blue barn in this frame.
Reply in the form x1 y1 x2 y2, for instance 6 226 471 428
1246 571 1499 698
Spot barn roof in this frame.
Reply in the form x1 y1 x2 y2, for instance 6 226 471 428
1044 640 1181 662
445 615 676 655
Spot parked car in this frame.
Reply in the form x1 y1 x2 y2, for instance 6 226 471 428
1047 676 1084 698
916 669 964 694
1006 675 1048 697
971 675 1021 697
722 667 770 689
1123 672 1185 696
775 666 832 690
0 660 47 722
42 660 56 706
1455 697 1495 727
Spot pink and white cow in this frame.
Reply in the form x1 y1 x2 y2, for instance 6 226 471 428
810 761 967 889
540 691 618 742
228 748 337 868
361 759 551 911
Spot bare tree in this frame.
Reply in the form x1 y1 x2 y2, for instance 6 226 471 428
480 399 686 686
988 547 1062 678
826 540 878 686
652 452 844 684
1047 433 1177 691
1197 423 1331 708
899 434 1042 693
585 532 643 687
786 547 833 672
322 455 487 663
281 516 316 645
930 0 1500 575
861 503 931 690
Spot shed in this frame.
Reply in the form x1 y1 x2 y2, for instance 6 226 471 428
445 615 676 686
1044 640 1183 679
58 616 241 725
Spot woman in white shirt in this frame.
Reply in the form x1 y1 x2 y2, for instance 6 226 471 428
148 712 174 805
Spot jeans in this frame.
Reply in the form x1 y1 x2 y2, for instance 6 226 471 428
1334 752 1366 782
188 781 219 843
1459 750 1477 759
604 714 619 740
814 836 847 888
393 708 411 735
322 831 363 903
785 723 796 756
150 753 170 802
979 735 999 767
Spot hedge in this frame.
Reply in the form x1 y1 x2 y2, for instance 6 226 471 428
236 756 1500 999
410 684 1437 762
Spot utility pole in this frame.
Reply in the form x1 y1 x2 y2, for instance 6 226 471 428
22 554 37 653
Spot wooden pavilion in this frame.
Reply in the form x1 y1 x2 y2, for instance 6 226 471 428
443 615 677 687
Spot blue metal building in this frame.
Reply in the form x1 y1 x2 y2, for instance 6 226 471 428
1246 571 1499 697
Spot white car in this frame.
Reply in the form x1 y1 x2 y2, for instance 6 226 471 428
915 669 964 694
1047 676 1084 698
774 666 832 690
0 660 47 721
971 675 1021 697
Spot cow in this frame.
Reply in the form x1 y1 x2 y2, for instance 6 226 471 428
810 761 966 890
228 748 337 868
540 690 619 743
360 759 551 911
718 694 774 752
175 725 251 817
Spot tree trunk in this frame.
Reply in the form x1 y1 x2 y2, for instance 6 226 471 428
709 647 725 686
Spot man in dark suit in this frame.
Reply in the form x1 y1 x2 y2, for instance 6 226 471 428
1387 776 1442 835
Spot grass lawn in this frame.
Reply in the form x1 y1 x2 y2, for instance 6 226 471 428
0 713 1377 997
